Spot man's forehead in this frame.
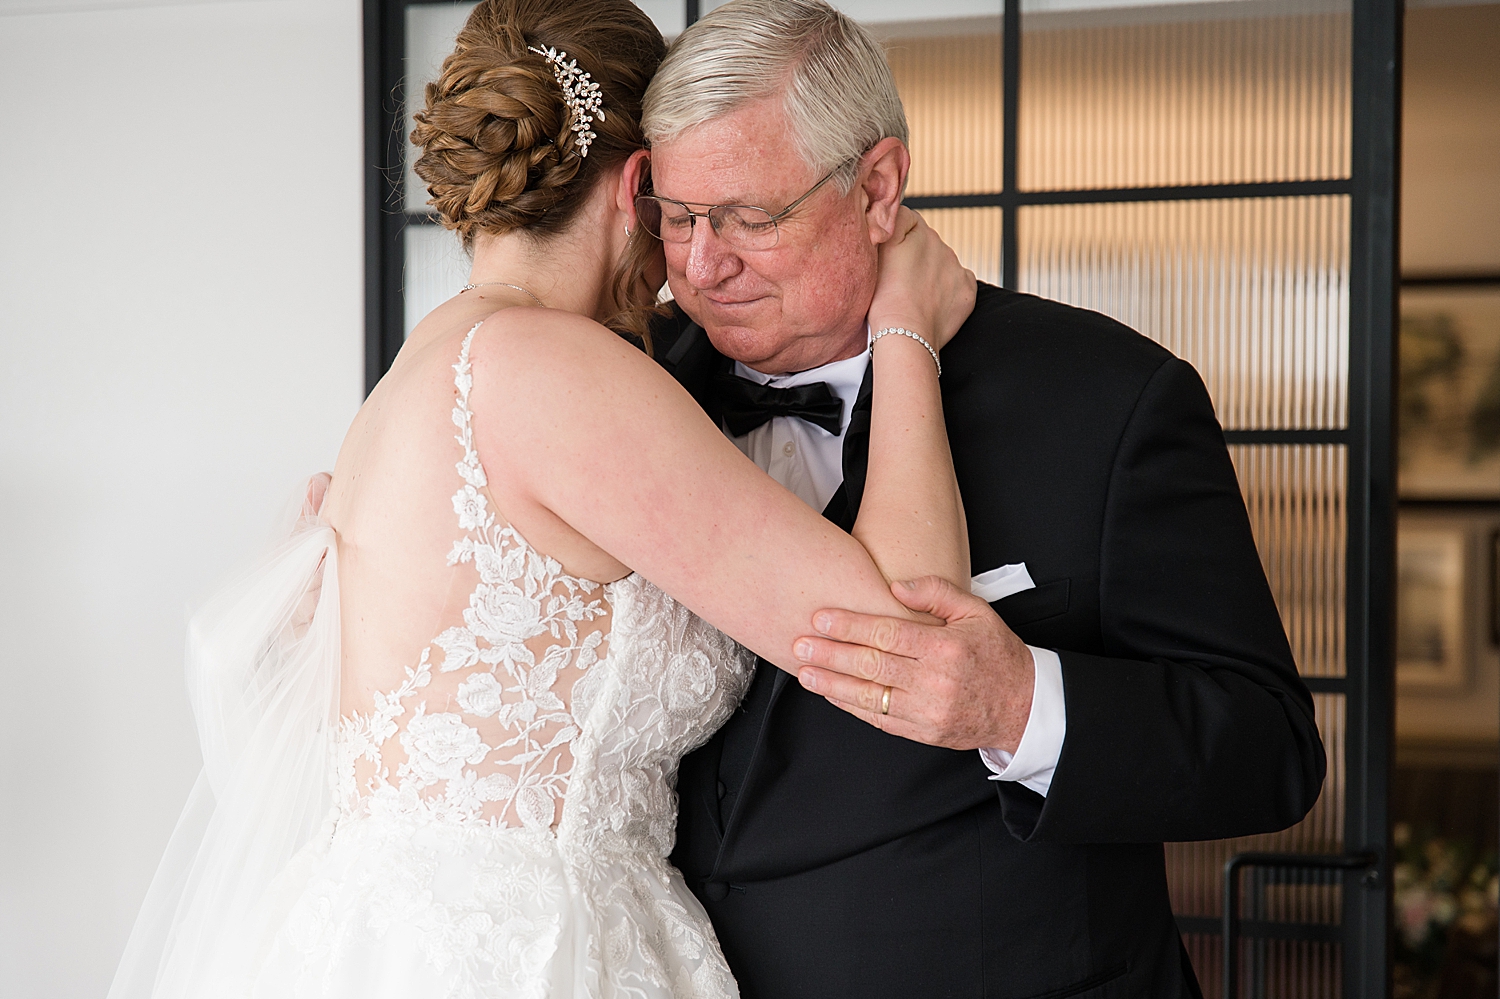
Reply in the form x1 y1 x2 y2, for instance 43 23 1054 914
650 152 816 208
648 101 815 204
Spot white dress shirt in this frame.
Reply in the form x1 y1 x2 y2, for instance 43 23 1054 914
726 349 1066 797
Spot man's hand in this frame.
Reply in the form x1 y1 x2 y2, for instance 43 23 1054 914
792 576 1035 752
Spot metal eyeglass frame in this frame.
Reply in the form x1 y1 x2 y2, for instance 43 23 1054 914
634 158 855 250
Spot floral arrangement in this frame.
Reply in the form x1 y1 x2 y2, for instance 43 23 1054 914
1392 823 1498 999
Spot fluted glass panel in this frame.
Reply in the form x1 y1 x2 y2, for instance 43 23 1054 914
1170 691 1346 998
404 222 472 339
1019 196 1350 430
635 0 686 38
921 207 1003 288
1019 9 1351 190
1229 445 1346 679
883 30 1003 196
404 3 479 214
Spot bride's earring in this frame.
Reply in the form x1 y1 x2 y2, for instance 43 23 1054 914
624 222 633 238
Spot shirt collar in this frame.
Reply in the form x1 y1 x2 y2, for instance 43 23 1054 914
730 324 871 418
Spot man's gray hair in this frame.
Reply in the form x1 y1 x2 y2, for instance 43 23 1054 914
641 0 908 193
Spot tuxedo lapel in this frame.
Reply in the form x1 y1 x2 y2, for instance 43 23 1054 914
764 363 873 701
717 365 873 881
653 310 879 869
658 320 731 426
839 360 874 522
760 462 867 715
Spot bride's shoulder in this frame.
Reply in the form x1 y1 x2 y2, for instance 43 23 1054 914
466 306 663 395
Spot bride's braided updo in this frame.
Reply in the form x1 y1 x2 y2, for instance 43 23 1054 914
412 0 667 340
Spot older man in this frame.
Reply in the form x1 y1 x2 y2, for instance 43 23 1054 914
640 2 1325 997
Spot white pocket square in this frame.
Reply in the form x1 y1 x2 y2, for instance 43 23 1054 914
970 563 1036 603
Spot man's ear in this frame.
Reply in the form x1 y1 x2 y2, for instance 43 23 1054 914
859 137 911 244
616 148 652 229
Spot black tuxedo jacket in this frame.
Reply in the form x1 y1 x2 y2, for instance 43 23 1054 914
653 283 1325 999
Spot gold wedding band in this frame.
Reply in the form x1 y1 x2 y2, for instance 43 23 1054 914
880 685 892 716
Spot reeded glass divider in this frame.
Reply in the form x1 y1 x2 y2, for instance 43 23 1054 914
1020 197 1350 431
403 224 471 339
922 207 1004 287
1019 6 1351 191
1231 444 1347 681
883 27 1004 198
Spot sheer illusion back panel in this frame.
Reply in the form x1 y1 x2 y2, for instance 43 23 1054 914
335 323 615 831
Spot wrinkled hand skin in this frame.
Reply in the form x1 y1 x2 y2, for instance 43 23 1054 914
792 576 1035 753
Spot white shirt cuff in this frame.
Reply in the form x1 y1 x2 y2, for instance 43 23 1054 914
977 646 1065 797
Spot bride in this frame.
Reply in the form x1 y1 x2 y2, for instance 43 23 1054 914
109 0 974 996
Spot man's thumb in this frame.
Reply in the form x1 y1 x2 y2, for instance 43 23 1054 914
890 575 976 623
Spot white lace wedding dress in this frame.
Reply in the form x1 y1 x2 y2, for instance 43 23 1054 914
110 326 755 999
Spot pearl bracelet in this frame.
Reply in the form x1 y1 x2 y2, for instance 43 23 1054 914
870 327 941 377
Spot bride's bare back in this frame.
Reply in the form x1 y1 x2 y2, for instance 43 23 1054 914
324 314 610 828
261 312 753 995
322 266 702 818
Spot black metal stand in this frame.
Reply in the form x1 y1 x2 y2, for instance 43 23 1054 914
1223 852 1379 999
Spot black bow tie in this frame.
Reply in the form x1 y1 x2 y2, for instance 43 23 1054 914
715 371 845 437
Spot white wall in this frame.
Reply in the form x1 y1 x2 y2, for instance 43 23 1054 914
0 2 364 996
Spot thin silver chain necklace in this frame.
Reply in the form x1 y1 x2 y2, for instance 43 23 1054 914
459 282 545 307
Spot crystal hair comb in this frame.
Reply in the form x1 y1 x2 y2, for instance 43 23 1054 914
528 45 605 158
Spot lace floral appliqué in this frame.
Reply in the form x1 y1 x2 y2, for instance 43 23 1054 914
274 323 754 998
335 328 609 830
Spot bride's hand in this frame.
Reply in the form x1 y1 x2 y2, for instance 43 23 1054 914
302 472 332 522
868 207 977 350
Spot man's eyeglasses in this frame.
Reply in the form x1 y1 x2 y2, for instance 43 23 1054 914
633 160 851 251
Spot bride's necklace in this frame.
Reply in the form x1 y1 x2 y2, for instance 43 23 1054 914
459 281 545 307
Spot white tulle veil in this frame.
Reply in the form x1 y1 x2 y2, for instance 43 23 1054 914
108 479 341 999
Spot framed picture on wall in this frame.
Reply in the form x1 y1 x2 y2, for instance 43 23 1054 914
1492 528 1500 646
1396 525 1469 689
1398 284 1500 499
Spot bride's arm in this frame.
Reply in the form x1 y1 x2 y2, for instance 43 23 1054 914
852 209 970 592
472 218 972 673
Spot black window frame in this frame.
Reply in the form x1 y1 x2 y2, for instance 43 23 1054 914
363 2 1402 991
